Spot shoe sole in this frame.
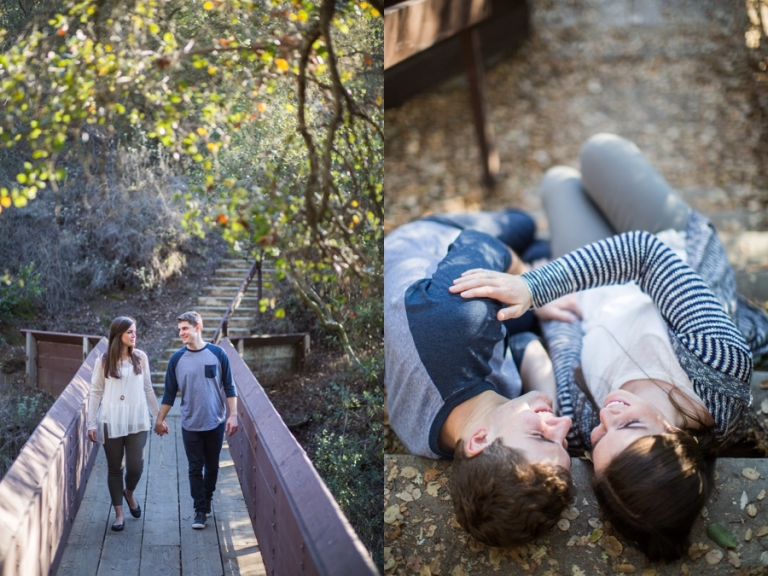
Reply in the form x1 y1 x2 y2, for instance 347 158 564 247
192 522 206 529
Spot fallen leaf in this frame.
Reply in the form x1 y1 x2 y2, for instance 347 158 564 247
412 488 422 500
588 517 603 529
449 517 462 530
742 467 761 481
680 563 690 575
762 398 768 414
614 564 636 573
387 465 399 482
426 524 437 538
428 558 441 575
640 569 657 576
757 526 768 537
561 507 580 520
589 529 603 543
701 505 709 518
384 557 395 571
599 535 623 557
761 551 768 566
423 468 441 483
688 542 711 560
728 550 741 568
396 491 414 502
707 523 738 548
400 466 419 479
745 528 753 541
759 489 766 501
705 549 723 565
426 482 440 498
406 555 423 572
384 505 403 525
557 519 570 531
489 548 503 568
420 565 432 576
741 491 749 510
571 566 586 576
451 566 467 576
385 526 402 541
747 503 758 517
760 379 768 389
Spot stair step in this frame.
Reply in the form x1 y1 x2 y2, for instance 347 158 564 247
196 296 259 307
202 286 270 297
194 306 258 314
200 317 252 329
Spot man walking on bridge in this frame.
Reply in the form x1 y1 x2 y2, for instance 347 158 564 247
155 311 239 530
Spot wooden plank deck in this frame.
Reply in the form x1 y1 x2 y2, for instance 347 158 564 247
58 403 265 576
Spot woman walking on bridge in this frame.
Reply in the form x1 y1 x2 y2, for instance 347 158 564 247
87 316 167 531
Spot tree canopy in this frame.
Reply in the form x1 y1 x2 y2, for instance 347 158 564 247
0 0 383 365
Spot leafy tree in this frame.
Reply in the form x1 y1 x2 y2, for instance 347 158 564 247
0 0 383 366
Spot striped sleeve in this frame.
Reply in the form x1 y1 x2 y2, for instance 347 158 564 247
522 231 753 385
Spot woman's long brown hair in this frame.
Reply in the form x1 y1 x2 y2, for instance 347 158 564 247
103 316 142 379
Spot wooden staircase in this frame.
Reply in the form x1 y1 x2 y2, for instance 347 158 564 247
150 258 269 394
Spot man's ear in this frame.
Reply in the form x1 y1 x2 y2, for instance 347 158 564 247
464 427 492 457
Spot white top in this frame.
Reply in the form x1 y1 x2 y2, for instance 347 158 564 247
87 349 160 444
577 230 707 410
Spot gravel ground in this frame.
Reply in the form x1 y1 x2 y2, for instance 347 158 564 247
384 0 768 237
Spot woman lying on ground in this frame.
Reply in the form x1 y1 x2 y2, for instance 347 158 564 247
450 134 768 561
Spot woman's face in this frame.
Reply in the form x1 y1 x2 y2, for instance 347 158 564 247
120 323 137 351
590 390 673 474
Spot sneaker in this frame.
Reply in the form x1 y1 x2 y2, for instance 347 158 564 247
204 500 212 518
192 511 207 529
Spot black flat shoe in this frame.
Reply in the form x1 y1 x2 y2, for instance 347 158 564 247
111 521 124 532
124 490 141 518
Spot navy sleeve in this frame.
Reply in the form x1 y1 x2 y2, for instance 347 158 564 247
405 230 512 403
161 352 181 406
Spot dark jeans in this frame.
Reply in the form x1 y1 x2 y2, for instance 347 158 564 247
181 421 226 513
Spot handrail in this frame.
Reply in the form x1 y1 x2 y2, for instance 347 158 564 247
212 258 261 344
0 338 107 576
220 338 378 575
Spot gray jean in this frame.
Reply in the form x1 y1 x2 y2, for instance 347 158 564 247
541 133 691 257
102 425 148 507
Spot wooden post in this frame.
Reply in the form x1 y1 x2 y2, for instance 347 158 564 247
461 25 499 188
26 331 38 390
82 337 92 362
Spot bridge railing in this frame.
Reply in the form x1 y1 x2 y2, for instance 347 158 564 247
0 339 106 576
221 338 378 575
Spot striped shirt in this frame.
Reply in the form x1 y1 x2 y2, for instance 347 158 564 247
524 212 763 450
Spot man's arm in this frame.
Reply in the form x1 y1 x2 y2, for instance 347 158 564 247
154 403 172 435
225 396 238 436
517 338 557 412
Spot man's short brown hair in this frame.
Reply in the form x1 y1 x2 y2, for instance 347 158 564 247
177 311 203 328
449 438 574 548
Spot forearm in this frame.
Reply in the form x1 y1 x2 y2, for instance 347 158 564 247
519 339 557 412
226 396 237 418
156 404 172 423
506 247 527 275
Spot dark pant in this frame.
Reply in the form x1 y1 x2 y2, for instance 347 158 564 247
181 422 226 513
102 428 148 507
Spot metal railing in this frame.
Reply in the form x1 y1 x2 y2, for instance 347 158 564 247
212 258 262 345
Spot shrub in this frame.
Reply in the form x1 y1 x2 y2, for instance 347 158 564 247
0 263 43 320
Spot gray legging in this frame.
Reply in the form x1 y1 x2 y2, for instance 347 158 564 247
102 426 148 507
541 133 691 257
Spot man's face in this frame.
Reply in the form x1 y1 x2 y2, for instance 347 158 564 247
178 321 200 344
589 390 671 475
493 391 572 470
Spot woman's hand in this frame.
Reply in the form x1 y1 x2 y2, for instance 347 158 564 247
87 429 97 443
449 269 533 321
534 294 582 323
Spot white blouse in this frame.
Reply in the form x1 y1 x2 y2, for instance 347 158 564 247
87 350 160 443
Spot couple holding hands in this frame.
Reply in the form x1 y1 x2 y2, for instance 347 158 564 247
86 311 239 532
385 134 768 561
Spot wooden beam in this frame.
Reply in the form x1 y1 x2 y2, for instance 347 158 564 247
384 0 491 69
26 330 38 389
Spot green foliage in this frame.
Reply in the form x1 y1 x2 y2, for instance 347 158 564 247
311 381 383 568
0 262 43 319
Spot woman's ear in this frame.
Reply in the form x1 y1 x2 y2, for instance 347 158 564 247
465 427 492 457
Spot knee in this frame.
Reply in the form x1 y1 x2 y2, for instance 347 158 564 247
580 133 638 169
541 166 582 206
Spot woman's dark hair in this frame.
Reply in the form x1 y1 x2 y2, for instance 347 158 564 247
593 429 717 562
103 316 142 379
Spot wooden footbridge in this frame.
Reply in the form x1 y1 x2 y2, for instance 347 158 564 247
0 262 377 576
